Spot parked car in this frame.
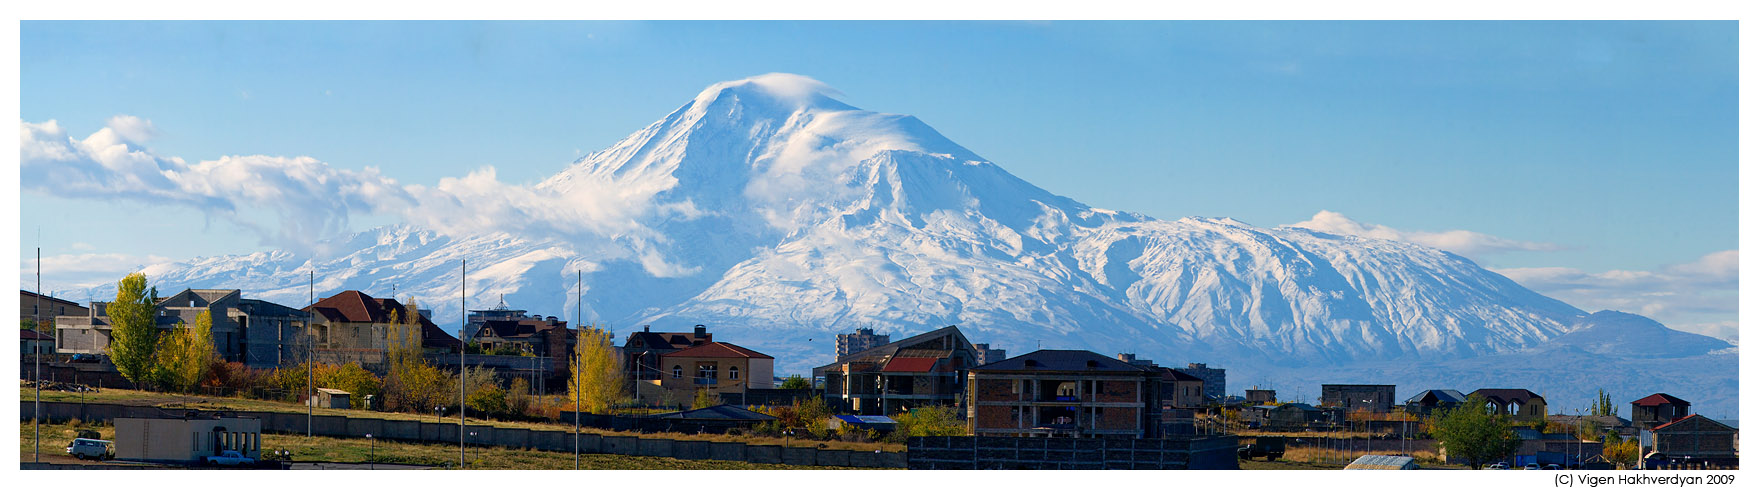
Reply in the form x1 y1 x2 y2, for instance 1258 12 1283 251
1237 436 1286 461
69 353 100 363
204 450 256 467
1487 462 1509 470
1544 464 1562 470
1524 463 1541 470
65 438 112 460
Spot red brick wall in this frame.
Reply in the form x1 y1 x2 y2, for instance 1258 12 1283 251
977 378 1016 402
974 405 1016 430
1096 380 1138 403
1096 406 1138 430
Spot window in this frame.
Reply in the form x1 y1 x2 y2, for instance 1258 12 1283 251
697 364 718 383
672 365 683 379
729 366 740 380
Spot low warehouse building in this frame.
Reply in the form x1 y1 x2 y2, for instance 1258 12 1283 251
114 416 263 465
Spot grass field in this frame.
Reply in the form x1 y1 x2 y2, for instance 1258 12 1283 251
19 420 880 470
27 383 900 452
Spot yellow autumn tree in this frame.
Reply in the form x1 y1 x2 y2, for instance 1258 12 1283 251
153 310 215 392
567 325 626 414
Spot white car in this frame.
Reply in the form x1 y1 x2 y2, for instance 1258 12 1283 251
204 450 256 467
65 438 112 460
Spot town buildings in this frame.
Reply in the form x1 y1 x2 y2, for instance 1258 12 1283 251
56 288 308 369
622 324 713 382
1245 389 1276 405
814 325 982 415
972 343 1007 365
114 416 263 465
1630 393 1692 431
1470 388 1548 423
836 327 889 360
965 349 1162 438
304 290 460 369
1649 414 1738 467
465 299 575 375
21 289 86 328
1404 389 1467 417
20 328 54 355
1321 384 1397 413
1174 363 1225 401
1159 368 1207 409
646 341 774 406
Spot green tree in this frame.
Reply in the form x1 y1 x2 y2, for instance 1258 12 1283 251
381 299 427 412
567 325 627 414
885 406 965 443
780 375 811 390
105 273 160 388
1591 389 1619 417
1431 394 1523 469
315 362 382 409
1603 437 1639 469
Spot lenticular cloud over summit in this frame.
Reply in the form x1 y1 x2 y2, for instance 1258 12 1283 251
36 74 1737 415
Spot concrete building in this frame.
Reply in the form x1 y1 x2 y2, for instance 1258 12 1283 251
20 328 54 356
966 350 1162 438
1631 393 1692 431
1173 363 1225 401
21 290 86 329
836 327 890 360
1245 389 1277 405
1470 388 1548 423
647 342 774 407
1321 384 1398 413
310 388 351 409
972 343 1007 366
114 416 262 464
814 326 982 415
55 289 307 369
1159 368 1207 409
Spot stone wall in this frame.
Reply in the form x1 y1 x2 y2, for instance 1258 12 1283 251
906 435 1239 470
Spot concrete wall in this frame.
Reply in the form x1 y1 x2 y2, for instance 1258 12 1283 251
906 435 1239 470
20 401 905 468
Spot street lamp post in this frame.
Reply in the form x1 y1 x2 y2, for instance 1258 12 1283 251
366 434 375 470
435 406 445 423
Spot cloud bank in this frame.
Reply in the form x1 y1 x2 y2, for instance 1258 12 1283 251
1286 210 1563 260
21 116 696 278
1495 250 1739 341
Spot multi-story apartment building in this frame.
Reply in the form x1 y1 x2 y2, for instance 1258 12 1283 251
1174 363 1225 401
814 325 981 415
1321 384 1398 413
836 327 890 360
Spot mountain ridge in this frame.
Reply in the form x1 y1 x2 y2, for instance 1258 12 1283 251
89 73 1735 415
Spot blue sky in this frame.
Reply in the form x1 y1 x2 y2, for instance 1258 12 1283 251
18 21 1739 338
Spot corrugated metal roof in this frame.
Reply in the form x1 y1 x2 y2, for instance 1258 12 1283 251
1345 454 1418 470
834 415 897 425
652 404 778 421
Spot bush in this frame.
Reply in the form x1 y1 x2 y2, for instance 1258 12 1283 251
886 406 964 443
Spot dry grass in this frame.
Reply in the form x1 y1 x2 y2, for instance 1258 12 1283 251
28 382 901 452
19 420 887 470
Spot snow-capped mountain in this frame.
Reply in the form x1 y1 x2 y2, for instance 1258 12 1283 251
99 74 1734 415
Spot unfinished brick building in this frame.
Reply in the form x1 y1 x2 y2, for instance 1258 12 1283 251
966 349 1161 438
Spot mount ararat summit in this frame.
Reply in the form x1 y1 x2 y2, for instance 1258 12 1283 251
122 74 1734 414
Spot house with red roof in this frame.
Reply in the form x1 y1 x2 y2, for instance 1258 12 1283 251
812 325 984 415
1630 393 1692 431
304 290 460 369
648 341 774 406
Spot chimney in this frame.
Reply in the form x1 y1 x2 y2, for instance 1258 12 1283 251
694 324 707 337
643 325 650 332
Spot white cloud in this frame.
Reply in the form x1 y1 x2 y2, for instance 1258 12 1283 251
70 242 96 251
1495 250 1738 340
21 116 702 278
1285 210 1563 259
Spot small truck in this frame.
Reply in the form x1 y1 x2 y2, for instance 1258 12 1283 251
1237 436 1286 461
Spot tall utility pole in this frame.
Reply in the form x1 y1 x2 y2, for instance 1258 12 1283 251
575 269 582 470
35 246 42 463
459 259 466 469
308 270 314 437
